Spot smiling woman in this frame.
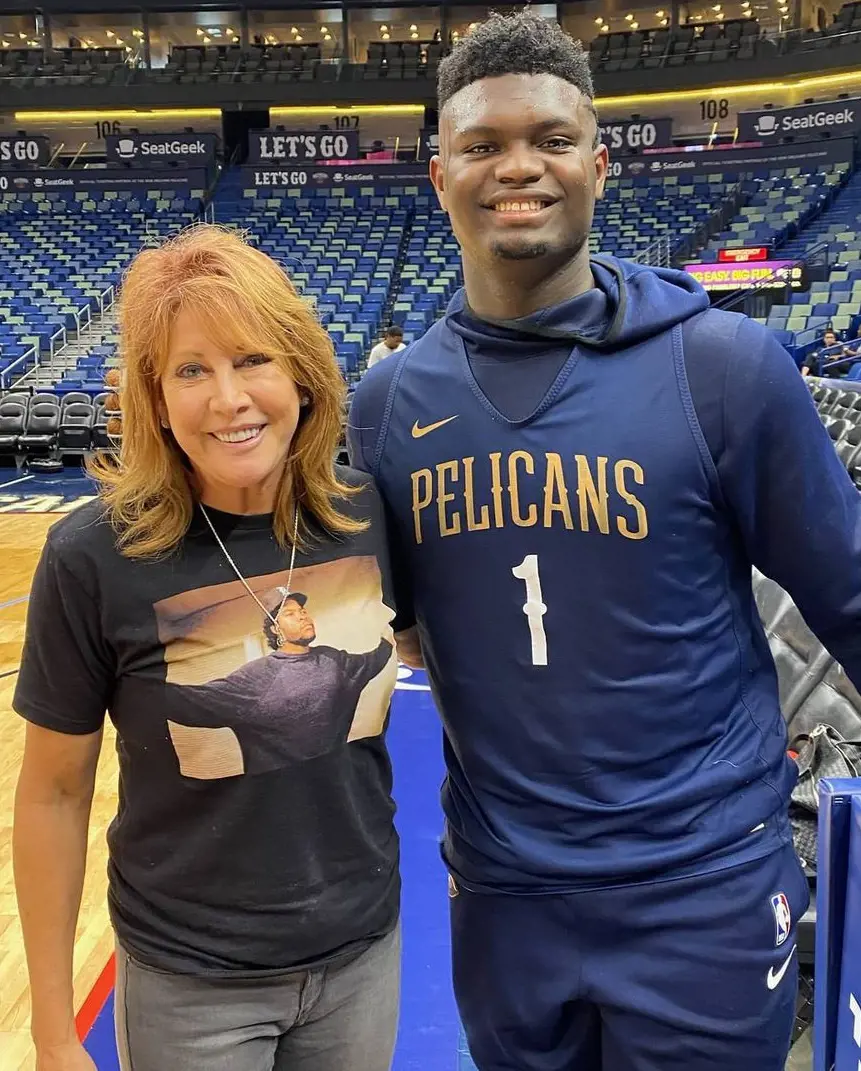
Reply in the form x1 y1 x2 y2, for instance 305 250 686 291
11 223 404 1071
88 223 361 557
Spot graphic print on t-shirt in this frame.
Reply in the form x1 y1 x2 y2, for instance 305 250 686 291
154 555 397 780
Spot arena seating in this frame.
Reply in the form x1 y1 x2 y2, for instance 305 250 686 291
359 40 443 81
808 380 861 488
212 171 419 375
0 186 203 390
0 388 113 469
589 18 765 73
391 203 462 343
767 169 861 340
152 43 338 85
2 3 858 95
789 0 861 50
0 47 132 89
693 163 850 260
590 173 739 261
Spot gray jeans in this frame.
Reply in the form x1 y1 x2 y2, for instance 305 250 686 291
114 925 401 1071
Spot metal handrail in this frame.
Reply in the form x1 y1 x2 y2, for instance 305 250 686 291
49 326 66 360
633 234 671 268
0 344 38 389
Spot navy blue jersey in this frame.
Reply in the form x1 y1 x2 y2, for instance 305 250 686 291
349 257 861 892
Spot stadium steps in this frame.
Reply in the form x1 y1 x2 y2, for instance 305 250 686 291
17 307 119 389
779 168 861 260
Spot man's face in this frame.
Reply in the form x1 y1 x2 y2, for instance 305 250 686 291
430 73 607 268
276 598 316 646
824 333 837 348
385 334 402 350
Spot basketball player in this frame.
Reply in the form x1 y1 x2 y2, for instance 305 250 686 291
348 12 861 1071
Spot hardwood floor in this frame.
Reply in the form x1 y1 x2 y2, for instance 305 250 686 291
0 514 117 1071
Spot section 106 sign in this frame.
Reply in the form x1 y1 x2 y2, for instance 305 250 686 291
249 130 359 163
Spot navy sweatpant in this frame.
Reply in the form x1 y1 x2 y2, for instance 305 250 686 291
450 843 809 1071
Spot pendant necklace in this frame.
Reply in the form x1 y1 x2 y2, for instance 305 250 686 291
199 502 300 647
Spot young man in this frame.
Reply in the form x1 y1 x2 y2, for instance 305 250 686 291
366 324 405 369
348 13 861 1070
800 327 838 377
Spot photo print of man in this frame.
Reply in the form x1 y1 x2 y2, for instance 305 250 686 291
153 555 397 779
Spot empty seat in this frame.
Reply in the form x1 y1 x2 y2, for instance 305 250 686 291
18 402 60 456
58 401 95 452
0 401 26 459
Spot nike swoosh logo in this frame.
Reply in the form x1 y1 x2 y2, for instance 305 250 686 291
767 945 797 990
411 416 458 439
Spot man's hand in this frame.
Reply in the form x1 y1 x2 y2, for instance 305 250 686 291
395 627 425 669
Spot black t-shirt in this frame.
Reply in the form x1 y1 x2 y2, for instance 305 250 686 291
14 467 401 976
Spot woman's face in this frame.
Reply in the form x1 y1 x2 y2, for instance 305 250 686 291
160 308 302 514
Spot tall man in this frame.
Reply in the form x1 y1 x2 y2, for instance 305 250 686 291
349 13 861 1070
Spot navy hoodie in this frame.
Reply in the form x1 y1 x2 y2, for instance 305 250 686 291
348 256 861 892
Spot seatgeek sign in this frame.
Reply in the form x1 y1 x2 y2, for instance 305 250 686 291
738 97 861 142
106 133 217 166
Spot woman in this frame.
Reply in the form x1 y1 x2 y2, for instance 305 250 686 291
13 224 402 1071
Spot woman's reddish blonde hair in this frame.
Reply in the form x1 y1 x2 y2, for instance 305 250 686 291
88 223 363 558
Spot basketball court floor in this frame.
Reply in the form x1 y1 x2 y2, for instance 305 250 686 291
0 469 464 1071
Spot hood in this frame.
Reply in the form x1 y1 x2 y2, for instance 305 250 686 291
445 256 711 351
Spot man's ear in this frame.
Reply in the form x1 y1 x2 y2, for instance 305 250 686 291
430 155 447 212
593 142 609 202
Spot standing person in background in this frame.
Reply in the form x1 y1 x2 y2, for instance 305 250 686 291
349 12 861 1071
13 225 401 1071
367 325 405 369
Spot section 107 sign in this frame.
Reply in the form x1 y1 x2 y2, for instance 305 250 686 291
248 130 359 163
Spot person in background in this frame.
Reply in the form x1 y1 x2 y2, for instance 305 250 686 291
13 224 401 1071
349 11 861 1071
801 327 838 377
366 325 405 369
844 323 861 363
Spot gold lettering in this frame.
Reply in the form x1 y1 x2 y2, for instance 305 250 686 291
463 456 490 532
575 455 610 534
411 469 432 545
488 452 505 528
543 453 574 529
436 460 462 537
508 451 538 527
615 460 648 540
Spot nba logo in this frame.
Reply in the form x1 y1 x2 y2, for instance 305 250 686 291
770 892 791 947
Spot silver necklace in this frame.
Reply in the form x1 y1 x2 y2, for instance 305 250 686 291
199 502 299 647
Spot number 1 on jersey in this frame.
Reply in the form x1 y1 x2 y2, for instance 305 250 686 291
512 554 548 666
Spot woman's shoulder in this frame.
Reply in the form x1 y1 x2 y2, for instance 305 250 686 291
44 498 114 556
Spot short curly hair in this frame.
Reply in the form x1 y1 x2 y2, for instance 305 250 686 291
438 12 597 135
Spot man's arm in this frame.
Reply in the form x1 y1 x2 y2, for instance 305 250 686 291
347 354 421 657
706 316 861 687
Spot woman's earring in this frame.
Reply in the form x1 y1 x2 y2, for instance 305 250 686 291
300 395 311 407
